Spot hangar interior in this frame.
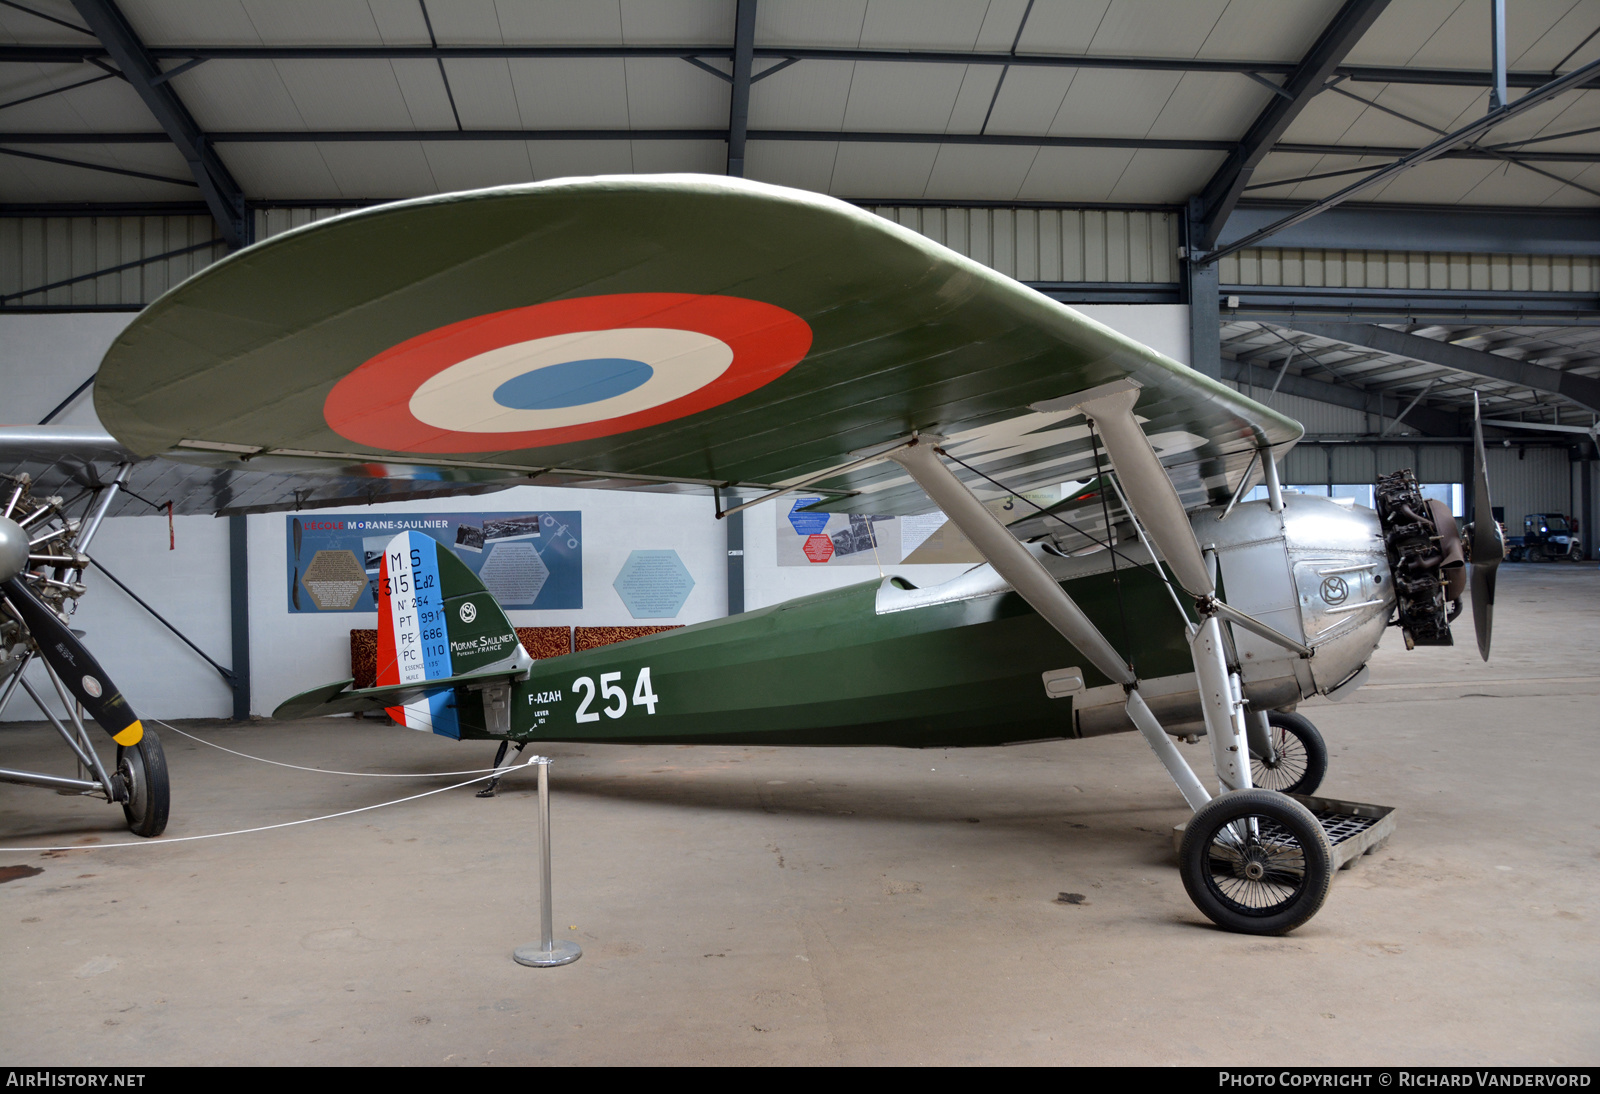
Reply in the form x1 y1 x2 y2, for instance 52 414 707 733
3 0 1597 722
0 0 1597 1067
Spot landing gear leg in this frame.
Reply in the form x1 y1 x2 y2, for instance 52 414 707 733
476 740 524 798
885 434 1333 933
1184 617 1332 932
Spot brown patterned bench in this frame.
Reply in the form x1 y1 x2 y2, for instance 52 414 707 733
574 626 682 651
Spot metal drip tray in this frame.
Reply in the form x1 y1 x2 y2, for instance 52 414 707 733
1173 793 1396 870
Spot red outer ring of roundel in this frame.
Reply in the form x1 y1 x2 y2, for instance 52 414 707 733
323 292 813 453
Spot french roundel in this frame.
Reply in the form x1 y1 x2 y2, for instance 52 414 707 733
324 293 813 453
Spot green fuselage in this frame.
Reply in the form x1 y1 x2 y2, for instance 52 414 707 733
458 564 1190 748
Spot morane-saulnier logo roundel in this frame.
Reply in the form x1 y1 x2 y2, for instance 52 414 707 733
323 293 813 453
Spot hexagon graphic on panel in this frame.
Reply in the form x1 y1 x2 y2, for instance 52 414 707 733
787 498 829 536
613 550 695 619
802 534 834 563
479 538 550 605
300 549 369 610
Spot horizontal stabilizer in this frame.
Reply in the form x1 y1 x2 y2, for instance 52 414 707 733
272 667 526 722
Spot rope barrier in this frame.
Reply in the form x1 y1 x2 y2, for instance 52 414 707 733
156 719 515 778
0 755 536 854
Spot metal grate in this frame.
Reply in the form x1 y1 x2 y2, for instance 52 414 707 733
1316 811 1381 846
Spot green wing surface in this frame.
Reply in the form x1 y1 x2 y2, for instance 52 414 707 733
95 175 1299 511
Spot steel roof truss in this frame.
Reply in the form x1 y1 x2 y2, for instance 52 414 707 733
726 0 755 178
68 0 245 247
1195 0 1392 250
1290 323 1600 417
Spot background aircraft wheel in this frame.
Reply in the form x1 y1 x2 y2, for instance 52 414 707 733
117 730 169 838
1179 789 1333 936
1249 711 1328 796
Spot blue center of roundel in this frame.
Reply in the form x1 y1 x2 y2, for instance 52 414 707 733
492 358 654 410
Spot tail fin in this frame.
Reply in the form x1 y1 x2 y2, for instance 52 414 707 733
375 530 530 734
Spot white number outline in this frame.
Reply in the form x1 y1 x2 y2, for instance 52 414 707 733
631 667 658 715
572 668 659 723
573 677 599 723
600 672 626 719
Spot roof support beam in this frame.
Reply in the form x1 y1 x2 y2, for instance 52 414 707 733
1184 201 1222 380
1205 55 1600 263
1223 358 1458 436
1195 0 1391 250
0 128 1238 153
1289 322 1600 416
7 128 1594 165
4 42 1594 90
1222 202 1600 255
725 0 756 177
1273 141 1600 162
68 0 246 247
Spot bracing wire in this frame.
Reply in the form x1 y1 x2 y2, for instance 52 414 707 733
933 447 1179 596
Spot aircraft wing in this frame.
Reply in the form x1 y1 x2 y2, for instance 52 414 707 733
0 425 518 517
90 175 1300 516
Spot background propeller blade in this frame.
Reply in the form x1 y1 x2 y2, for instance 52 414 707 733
1 576 143 745
1469 399 1504 661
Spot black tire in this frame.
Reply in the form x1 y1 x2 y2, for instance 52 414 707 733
1249 711 1328 796
117 729 169 838
1179 789 1334 935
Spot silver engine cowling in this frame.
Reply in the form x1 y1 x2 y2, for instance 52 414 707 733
1066 492 1396 738
1207 493 1395 712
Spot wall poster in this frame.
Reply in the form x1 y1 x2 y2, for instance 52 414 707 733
775 494 1064 567
287 511 582 613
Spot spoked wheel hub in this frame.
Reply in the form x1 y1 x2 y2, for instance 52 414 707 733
1247 711 1328 796
1179 789 1334 935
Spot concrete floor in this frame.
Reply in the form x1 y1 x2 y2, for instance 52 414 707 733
1 564 1596 1066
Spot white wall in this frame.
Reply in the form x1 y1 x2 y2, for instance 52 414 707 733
1073 304 1189 366
0 312 133 427
3 314 236 723
3 512 235 722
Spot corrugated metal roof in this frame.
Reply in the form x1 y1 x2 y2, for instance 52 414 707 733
1 1 1594 209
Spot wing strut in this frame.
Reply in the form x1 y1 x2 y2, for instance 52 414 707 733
888 439 1232 808
1035 380 1214 597
888 440 1132 688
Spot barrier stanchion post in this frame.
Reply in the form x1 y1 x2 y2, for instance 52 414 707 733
514 757 581 968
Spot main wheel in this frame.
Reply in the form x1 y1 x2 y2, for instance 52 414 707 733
1179 789 1334 935
117 729 169 838
1249 711 1328 796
